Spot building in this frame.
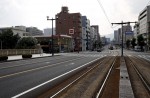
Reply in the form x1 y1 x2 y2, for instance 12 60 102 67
26 27 43 36
0 26 30 37
114 30 119 44
91 25 100 41
133 23 140 38
138 5 150 50
90 26 97 50
81 16 91 50
56 6 82 51
43 28 56 36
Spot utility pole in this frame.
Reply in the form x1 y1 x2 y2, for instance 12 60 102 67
112 21 137 57
47 16 57 56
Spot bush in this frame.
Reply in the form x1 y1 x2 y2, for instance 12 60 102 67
22 54 32 58
0 56 8 61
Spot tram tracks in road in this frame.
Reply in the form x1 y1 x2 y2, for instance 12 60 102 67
37 56 118 98
125 56 150 98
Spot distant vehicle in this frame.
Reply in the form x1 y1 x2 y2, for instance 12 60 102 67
109 46 113 50
134 46 141 52
97 48 101 52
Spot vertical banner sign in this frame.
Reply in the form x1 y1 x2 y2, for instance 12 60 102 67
69 29 74 34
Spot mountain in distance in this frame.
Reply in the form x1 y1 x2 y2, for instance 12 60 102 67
101 33 114 41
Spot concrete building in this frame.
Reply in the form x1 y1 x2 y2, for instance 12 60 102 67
26 27 43 36
91 25 100 41
90 26 96 50
138 5 150 50
0 26 30 37
43 28 56 36
56 6 82 51
133 23 140 38
81 16 91 50
114 30 120 44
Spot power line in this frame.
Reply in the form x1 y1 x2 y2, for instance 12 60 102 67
96 0 113 29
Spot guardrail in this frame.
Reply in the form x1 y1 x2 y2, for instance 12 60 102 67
0 49 40 56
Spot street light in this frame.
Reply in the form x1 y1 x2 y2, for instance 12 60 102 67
46 16 57 56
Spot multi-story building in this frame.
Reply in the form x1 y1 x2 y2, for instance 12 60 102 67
91 25 101 49
0 26 30 37
133 23 140 38
138 5 150 50
117 28 122 45
91 25 100 41
81 16 91 50
43 28 56 36
56 6 82 51
122 24 132 43
114 30 119 44
26 27 43 36
90 26 96 50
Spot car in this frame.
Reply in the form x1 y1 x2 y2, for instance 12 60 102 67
109 46 113 50
97 48 101 52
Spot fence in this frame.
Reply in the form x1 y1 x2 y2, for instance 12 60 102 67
0 49 40 56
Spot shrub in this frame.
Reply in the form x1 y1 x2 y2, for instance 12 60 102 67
0 56 8 61
22 54 32 58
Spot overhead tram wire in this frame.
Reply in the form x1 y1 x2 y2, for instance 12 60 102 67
96 0 114 30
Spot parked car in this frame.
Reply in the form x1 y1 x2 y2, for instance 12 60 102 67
109 46 113 50
97 48 101 52
134 46 141 52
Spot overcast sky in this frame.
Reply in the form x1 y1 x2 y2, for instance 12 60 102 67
0 0 149 36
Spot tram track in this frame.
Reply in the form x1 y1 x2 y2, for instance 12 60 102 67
125 56 150 98
38 56 118 98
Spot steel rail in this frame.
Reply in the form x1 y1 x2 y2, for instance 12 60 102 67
127 56 150 94
96 56 117 98
49 57 108 98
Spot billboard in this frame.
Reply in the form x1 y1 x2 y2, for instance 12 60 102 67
125 31 133 35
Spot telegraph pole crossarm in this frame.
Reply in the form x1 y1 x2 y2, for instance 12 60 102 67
111 21 137 57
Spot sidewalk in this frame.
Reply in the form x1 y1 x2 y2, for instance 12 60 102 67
8 53 59 61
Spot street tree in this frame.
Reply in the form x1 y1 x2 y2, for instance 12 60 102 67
0 29 20 49
137 34 145 51
16 37 38 49
126 39 130 49
131 37 136 48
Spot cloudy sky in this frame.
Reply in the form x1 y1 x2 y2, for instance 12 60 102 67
0 0 149 36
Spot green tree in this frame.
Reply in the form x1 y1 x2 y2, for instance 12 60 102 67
126 39 130 49
131 38 136 48
137 34 145 51
16 37 38 49
0 29 20 49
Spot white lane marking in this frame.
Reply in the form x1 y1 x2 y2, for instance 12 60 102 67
65 63 75 66
12 58 100 98
0 58 81 79
46 62 50 64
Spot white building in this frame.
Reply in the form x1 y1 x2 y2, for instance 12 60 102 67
0 26 30 37
43 28 56 36
138 5 150 50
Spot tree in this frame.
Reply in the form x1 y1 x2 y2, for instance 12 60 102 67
126 39 130 49
0 29 20 49
16 37 38 49
137 34 145 51
131 38 136 48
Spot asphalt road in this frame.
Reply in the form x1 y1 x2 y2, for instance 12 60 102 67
0 53 104 98
0 49 148 98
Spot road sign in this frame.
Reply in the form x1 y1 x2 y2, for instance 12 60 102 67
69 29 74 34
